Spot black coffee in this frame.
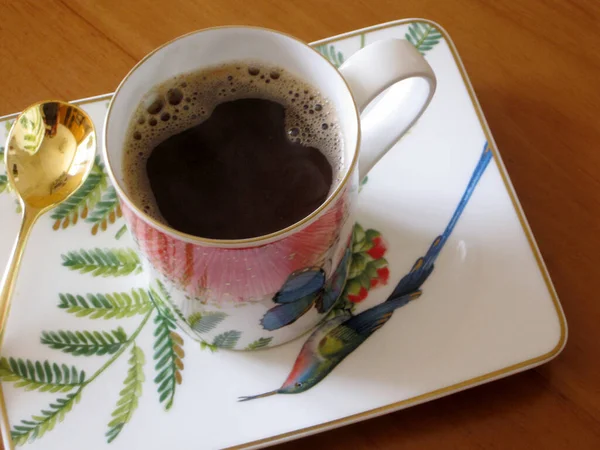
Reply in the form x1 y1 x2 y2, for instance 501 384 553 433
123 62 342 239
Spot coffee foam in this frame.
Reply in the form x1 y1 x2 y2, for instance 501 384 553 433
123 61 343 224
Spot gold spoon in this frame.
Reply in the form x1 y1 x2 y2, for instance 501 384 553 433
0 101 96 449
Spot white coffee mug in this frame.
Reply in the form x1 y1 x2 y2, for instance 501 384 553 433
103 26 436 350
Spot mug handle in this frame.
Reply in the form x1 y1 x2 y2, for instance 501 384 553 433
338 39 437 180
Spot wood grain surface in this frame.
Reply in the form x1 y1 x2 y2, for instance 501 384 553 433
1 0 599 448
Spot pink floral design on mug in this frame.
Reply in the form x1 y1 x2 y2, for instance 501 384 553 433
103 26 436 350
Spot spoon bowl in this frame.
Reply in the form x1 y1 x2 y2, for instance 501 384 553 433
5 101 96 211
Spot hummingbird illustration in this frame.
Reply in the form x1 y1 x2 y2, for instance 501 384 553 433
260 245 353 331
239 142 492 400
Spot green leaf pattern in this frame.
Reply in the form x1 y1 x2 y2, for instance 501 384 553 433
188 311 227 333
41 328 128 356
0 358 85 393
61 248 142 277
316 44 345 68
86 186 123 235
405 22 442 55
50 156 107 229
11 391 82 445
212 330 241 349
317 22 441 74
245 337 273 350
58 289 152 319
150 289 185 410
106 344 145 443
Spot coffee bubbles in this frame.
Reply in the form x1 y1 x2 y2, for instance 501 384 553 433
123 61 343 225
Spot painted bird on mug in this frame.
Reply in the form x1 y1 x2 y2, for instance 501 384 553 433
239 142 492 400
241 290 421 400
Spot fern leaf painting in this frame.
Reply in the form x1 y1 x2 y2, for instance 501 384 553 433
48 156 125 236
106 344 145 443
0 358 85 393
188 311 227 333
40 328 128 356
150 290 185 410
405 22 442 55
58 289 152 319
61 248 142 277
194 327 242 351
212 330 241 349
50 156 107 230
246 337 273 351
11 391 82 445
7 288 155 444
86 186 123 235
115 224 128 240
316 44 345 68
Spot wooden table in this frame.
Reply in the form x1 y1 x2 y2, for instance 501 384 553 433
1 1 599 448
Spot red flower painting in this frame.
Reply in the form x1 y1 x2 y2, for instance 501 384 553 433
338 224 389 307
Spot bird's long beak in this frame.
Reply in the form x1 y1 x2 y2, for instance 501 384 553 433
238 390 278 402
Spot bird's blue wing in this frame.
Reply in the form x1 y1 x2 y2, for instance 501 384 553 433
274 268 325 304
261 294 318 331
390 236 441 298
423 236 443 268
317 247 352 313
263 267 325 330
343 291 421 336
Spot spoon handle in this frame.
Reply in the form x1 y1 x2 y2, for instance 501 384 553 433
0 206 38 450
0 207 38 338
